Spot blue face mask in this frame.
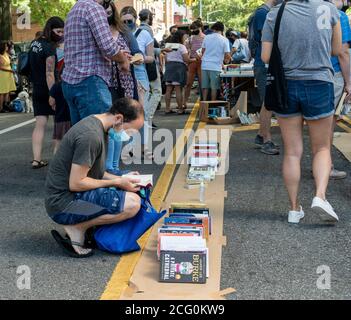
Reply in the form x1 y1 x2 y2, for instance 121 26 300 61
126 21 136 31
109 127 131 142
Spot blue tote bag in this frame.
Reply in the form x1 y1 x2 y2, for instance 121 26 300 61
94 188 167 254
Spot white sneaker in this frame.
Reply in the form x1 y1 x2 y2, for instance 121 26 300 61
311 197 339 223
288 206 305 224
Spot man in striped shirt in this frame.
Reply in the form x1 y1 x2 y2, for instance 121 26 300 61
62 0 130 125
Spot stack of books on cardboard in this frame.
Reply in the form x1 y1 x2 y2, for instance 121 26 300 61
187 142 220 186
237 110 260 125
158 203 210 284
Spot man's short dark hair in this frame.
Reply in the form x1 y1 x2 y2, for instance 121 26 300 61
109 98 144 122
211 21 224 32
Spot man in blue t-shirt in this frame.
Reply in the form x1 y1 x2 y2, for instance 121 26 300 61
251 0 283 156
330 0 351 179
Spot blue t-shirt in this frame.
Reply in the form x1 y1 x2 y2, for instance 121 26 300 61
331 10 351 73
253 5 270 67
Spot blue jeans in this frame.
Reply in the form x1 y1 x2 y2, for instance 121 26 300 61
106 132 123 171
275 80 335 120
62 76 112 125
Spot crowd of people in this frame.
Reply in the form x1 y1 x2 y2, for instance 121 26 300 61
1 0 350 257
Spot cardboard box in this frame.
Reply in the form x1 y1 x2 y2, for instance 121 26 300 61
199 101 237 125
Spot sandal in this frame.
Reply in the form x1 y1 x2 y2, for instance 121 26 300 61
51 230 94 258
31 160 48 169
177 108 189 115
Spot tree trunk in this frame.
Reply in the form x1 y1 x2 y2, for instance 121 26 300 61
0 0 12 41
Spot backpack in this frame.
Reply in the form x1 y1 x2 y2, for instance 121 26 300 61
248 4 270 58
9 99 25 112
135 28 158 81
17 51 31 77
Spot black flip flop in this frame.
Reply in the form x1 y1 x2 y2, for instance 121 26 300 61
51 230 94 258
31 160 48 169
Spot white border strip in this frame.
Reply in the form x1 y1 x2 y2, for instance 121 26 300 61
0 119 36 135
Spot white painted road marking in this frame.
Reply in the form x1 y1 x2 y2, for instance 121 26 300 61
0 119 36 135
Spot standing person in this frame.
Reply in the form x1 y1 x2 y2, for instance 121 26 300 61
120 6 155 159
329 0 351 179
45 98 144 257
49 68 71 155
29 17 64 169
261 0 342 224
0 42 16 113
250 0 282 155
232 31 251 63
138 9 162 129
62 0 130 125
164 30 192 114
201 22 231 101
183 20 205 109
105 2 142 172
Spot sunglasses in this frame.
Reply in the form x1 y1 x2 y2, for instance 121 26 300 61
123 19 134 24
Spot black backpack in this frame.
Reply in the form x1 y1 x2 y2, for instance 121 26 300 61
248 4 270 58
135 28 158 82
17 50 31 77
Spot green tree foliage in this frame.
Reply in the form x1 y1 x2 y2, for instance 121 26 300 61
12 0 75 26
178 0 264 30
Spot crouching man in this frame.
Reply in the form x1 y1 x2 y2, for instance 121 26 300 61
45 98 144 258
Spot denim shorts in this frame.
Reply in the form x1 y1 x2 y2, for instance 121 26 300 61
275 80 335 120
202 70 221 90
51 187 126 225
62 76 112 125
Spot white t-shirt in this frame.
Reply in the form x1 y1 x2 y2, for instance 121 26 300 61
201 33 230 72
134 29 154 56
233 39 251 62
165 44 188 64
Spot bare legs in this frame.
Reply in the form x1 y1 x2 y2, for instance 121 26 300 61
0 94 4 112
165 85 183 113
32 116 49 164
63 192 141 255
259 106 273 143
165 85 173 113
278 115 333 211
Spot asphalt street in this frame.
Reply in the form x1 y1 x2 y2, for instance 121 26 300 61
1 104 350 300
221 126 351 300
0 102 191 300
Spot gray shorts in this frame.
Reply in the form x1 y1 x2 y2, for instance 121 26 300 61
333 72 344 109
202 70 221 90
254 65 268 106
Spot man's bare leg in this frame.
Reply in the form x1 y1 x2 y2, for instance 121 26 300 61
63 192 141 255
259 105 273 143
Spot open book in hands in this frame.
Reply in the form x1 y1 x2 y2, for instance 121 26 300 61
122 174 153 188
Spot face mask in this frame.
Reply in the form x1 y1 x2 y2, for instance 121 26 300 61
191 30 200 36
109 127 131 143
125 21 136 31
107 15 114 26
51 31 63 43
102 0 112 9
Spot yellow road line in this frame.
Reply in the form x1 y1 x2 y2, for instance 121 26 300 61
337 121 351 133
100 101 200 300
232 123 279 132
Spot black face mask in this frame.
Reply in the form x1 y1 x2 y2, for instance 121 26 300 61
102 0 112 9
191 30 200 36
107 15 114 25
51 31 63 43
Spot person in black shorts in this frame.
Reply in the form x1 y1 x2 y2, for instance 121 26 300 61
29 16 64 168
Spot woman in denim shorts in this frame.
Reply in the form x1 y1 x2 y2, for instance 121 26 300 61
261 0 342 224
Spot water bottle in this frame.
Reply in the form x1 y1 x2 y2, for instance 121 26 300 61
199 181 205 203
